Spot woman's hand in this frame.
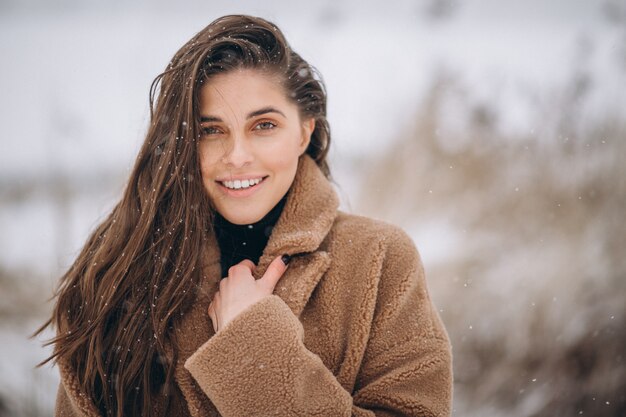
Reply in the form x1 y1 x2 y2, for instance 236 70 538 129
207 255 290 333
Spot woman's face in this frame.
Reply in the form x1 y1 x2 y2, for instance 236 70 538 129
198 68 314 225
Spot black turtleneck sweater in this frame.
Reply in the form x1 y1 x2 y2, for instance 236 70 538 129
213 194 288 278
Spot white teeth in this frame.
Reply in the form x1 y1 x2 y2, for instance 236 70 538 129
221 177 263 190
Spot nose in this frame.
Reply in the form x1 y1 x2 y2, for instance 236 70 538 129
220 135 254 168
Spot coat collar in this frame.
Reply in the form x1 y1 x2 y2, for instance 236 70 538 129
253 153 339 314
259 154 339 257
174 154 339 417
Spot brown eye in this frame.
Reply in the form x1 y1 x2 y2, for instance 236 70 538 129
201 126 222 136
254 121 277 131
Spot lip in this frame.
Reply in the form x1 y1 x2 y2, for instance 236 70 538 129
215 175 268 198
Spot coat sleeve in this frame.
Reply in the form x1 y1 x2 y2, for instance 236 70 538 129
184 228 452 417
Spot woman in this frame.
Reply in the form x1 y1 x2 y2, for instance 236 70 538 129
36 14 452 417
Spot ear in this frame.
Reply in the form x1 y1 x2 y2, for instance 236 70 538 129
299 117 315 154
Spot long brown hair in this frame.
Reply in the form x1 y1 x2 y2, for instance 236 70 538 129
34 14 331 416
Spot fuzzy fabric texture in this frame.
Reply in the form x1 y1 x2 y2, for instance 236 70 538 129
53 154 453 416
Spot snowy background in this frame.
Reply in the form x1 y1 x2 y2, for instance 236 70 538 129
1 0 625 415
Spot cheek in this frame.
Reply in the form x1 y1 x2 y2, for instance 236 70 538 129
198 145 220 175
271 154 300 182
266 152 298 175
264 136 303 168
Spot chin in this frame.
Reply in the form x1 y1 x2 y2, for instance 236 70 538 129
220 210 264 225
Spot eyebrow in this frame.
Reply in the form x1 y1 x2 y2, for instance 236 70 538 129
200 106 286 123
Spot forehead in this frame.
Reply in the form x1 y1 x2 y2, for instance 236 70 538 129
199 69 288 111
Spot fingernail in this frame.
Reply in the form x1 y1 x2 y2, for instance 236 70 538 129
281 254 291 265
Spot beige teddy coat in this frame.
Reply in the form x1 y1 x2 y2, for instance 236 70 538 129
53 154 453 416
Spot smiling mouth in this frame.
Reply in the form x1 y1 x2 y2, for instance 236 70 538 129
216 176 268 191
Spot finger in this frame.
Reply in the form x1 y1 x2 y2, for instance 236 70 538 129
227 260 256 278
259 255 290 291
219 276 230 291
237 259 256 272
213 294 222 329
207 301 217 332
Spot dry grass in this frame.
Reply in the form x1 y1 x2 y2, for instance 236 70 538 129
356 71 626 416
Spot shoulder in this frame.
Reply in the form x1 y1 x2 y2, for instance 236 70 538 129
328 210 422 270
331 210 419 251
